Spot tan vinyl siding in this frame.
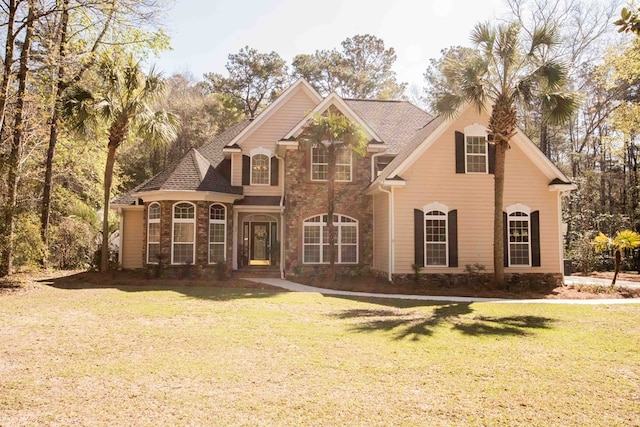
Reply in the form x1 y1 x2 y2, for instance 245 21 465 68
121 208 144 269
239 89 318 196
393 108 562 275
231 153 242 186
373 193 389 272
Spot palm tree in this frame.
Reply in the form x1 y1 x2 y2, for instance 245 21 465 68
593 230 640 286
298 107 368 278
64 52 177 272
434 22 577 288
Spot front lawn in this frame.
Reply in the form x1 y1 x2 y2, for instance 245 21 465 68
1 279 639 426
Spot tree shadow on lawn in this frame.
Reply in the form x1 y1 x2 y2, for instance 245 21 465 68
332 297 556 341
38 270 284 302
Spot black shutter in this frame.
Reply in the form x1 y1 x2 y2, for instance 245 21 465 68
488 143 496 174
270 156 279 186
414 209 424 267
455 131 465 173
531 211 541 267
503 211 509 267
242 155 250 185
218 158 231 181
448 209 458 267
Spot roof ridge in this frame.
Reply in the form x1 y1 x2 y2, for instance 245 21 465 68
190 148 211 181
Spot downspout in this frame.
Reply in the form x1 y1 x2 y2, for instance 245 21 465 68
117 207 123 270
378 185 393 282
371 152 386 182
276 153 285 279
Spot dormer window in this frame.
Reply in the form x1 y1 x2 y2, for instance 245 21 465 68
250 148 271 185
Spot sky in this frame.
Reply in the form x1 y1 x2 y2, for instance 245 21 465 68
152 0 508 93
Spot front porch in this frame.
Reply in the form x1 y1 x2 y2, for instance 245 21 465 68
232 197 284 276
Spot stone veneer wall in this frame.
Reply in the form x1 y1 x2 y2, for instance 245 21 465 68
142 200 233 273
283 146 373 274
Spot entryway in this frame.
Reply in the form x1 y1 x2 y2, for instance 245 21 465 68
239 214 279 267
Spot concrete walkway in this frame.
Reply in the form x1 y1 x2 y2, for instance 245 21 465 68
246 277 640 305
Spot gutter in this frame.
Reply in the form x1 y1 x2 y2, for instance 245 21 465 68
378 185 394 282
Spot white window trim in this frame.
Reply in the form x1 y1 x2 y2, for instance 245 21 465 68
171 201 196 265
208 203 226 264
423 202 449 267
302 214 358 264
147 202 161 264
464 123 489 174
249 147 273 186
310 145 353 182
250 147 271 186
506 203 532 267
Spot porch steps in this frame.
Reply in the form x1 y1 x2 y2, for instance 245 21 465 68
233 266 281 279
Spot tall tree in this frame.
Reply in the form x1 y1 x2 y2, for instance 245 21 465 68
297 107 368 278
506 0 623 158
433 22 577 288
0 0 36 277
63 53 177 272
293 34 406 99
202 46 288 118
39 0 171 263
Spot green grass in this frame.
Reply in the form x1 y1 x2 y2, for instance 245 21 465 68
1 283 639 426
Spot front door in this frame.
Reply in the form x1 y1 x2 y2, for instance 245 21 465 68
250 222 270 265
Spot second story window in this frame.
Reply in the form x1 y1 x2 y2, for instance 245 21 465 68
465 135 488 173
251 153 270 185
311 145 352 182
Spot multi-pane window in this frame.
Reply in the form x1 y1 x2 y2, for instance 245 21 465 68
509 211 530 266
251 153 270 185
147 203 160 263
465 135 488 173
311 145 352 182
303 214 358 264
425 210 447 266
172 202 195 264
209 204 226 263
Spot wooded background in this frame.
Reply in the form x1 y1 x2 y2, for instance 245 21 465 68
0 0 637 275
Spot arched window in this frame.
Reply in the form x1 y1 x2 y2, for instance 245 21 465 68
172 202 195 264
303 214 358 264
414 203 458 268
209 203 226 263
251 148 271 185
147 202 161 264
507 204 531 266
425 209 448 266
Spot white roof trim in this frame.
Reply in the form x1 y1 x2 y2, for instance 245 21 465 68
135 190 243 203
282 92 383 142
391 116 452 179
513 128 571 183
549 183 577 192
387 104 572 185
225 78 323 148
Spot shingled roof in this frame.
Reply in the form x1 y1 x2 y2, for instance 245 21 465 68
370 115 444 188
198 119 251 166
344 99 433 153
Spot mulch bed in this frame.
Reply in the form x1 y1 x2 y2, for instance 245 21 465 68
2 269 639 299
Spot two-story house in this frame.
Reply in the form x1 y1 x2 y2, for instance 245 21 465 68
112 78 574 283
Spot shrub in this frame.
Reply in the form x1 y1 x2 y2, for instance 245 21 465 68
49 216 98 269
13 213 46 271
